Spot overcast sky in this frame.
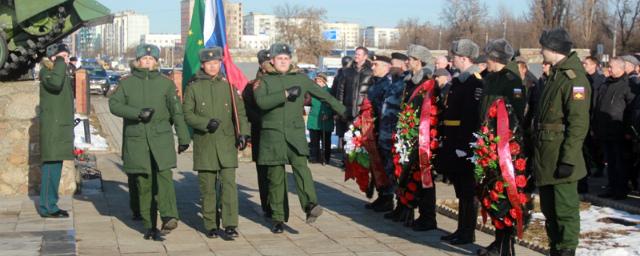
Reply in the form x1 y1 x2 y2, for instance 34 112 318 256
98 0 530 34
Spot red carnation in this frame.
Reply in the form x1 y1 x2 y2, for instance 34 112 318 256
515 158 526 171
488 105 497 118
481 126 490 134
490 152 498 161
430 117 438 126
409 122 415 128
430 106 438 115
483 197 491 208
477 138 485 146
489 134 495 142
509 142 521 155
493 218 505 229
402 128 409 135
407 182 417 192
481 158 489 167
504 217 513 227
490 143 497 151
516 175 527 188
430 129 438 137
490 190 499 201
509 208 518 219
430 140 439 150
400 196 408 205
519 193 528 204
405 193 415 201
413 171 421 181
494 181 504 193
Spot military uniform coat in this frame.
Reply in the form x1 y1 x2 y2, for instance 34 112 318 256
479 61 527 123
532 52 590 186
109 63 191 174
183 70 250 171
254 65 346 165
39 58 75 162
306 86 335 131
437 65 484 173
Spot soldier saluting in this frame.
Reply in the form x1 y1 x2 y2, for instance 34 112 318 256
253 43 346 233
109 44 191 240
183 47 250 239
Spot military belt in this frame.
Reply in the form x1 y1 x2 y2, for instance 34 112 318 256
443 120 461 126
536 123 565 132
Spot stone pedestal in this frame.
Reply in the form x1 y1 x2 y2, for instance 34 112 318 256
0 81 77 196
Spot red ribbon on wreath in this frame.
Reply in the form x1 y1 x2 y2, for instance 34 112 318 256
360 98 390 189
494 99 524 238
417 80 435 188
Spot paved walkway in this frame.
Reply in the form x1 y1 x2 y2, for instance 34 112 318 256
0 96 542 255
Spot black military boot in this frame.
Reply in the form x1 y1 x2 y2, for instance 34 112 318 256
412 215 437 231
160 217 178 234
132 212 142 221
364 195 384 210
224 226 239 238
206 228 219 238
372 194 394 212
449 199 476 245
143 228 161 241
441 200 465 241
477 229 515 256
550 248 576 256
271 221 284 233
384 204 405 219
305 203 323 223
476 229 501 255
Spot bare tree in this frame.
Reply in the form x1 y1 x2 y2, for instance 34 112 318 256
441 0 488 42
273 4 333 64
615 0 640 52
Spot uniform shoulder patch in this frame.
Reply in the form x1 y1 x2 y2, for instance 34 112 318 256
572 86 585 100
513 88 523 99
474 72 483 80
564 70 577 80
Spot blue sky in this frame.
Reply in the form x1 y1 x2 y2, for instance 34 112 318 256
98 0 530 34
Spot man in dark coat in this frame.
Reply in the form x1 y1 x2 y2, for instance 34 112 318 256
594 57 635 200
332 47 373 155
38 43 74 219
437 39 484 245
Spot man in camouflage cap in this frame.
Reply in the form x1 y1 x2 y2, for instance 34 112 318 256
109 43 191 240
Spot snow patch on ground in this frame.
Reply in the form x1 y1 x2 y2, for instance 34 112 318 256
532 206 640 255
73 121 108 151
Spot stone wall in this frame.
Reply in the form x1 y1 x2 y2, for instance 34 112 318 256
0 81 76 196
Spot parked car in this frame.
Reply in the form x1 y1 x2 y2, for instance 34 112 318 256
87 67 109 96
106 70 122 95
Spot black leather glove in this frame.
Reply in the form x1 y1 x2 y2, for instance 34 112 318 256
73 118 82 127
178 144 189 154
138 108 155 123
554 163 574 179
286 86 301 101
206 119 221 133
236 135 250 150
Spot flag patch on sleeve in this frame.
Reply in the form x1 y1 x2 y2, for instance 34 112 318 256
513 88 523 98
572 87 585 100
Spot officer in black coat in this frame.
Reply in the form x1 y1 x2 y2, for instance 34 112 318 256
437 39 484 245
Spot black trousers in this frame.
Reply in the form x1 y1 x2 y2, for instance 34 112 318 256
603 140 629 197
417 183 437 225
309 129 332 163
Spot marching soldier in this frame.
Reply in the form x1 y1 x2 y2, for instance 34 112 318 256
109 44 191 240
253 43 346 233
534 28 590 256
477 39 527 256
38 43 74 219
183 47 250 239
242 49 290 220
437 39 484 245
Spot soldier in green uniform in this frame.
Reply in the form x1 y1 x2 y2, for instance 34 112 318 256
476 39 527 256
109 44 191 240
183 47 250 239
533 28 590 256
253 43 346 233
242 50 290 220
38 43 74 218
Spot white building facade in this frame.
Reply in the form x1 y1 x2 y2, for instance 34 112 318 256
323 22 360 49
141 34 181 48
363 26 400 49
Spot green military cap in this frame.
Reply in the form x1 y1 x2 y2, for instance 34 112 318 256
269 43 292 58
199 47 223 62
136 44 160 60
46 43 70 57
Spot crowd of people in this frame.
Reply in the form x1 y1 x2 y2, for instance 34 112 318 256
36 25 640 256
